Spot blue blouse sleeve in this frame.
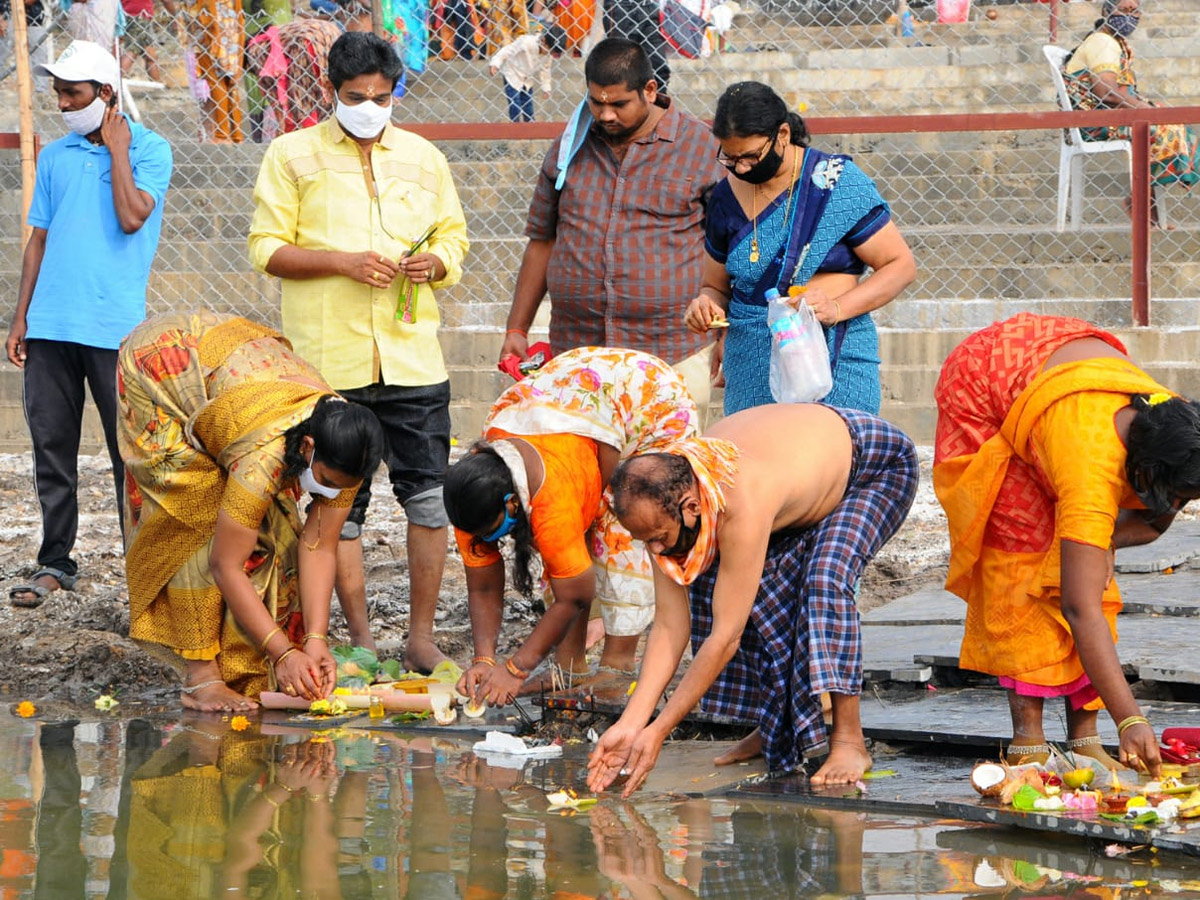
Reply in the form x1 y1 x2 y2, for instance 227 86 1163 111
703 179 740 265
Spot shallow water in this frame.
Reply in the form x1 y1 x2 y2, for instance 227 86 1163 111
2 711 1199 899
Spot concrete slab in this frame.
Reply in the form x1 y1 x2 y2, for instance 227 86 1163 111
732 741 1200 856
1119 570 1200 617
862 588 964 626
641 741 768 797
860 688 1200 749
1115 521 1200 573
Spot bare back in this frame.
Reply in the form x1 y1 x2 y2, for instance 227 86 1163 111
706 404 853 536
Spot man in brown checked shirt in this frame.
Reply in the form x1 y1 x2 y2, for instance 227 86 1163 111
498 36 726 412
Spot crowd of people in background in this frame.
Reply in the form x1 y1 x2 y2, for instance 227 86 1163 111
0 0 740 139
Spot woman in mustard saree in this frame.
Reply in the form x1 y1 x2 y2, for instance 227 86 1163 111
118 311 384 712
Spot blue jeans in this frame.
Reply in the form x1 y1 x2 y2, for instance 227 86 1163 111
504 83 534 123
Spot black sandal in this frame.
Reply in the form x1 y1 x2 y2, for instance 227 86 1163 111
9 567 77 608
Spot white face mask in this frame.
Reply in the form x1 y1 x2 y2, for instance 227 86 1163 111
335 97 393 139
63 96 108 136
299 448 342 500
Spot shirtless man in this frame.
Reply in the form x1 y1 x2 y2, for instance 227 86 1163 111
587 404 918 794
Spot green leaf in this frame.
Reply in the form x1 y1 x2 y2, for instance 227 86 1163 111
861 769 898 780
1011 784 1043 811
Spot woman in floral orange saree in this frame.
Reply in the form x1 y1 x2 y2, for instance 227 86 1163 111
443 347 700 705
934 313 1200 776
118 311 383 711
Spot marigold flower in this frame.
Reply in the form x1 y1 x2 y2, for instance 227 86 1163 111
230 715 250 732
16 701 36 718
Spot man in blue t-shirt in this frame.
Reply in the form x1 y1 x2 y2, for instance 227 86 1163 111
4 40 172 608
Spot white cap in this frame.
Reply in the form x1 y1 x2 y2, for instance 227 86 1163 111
34 40 120 89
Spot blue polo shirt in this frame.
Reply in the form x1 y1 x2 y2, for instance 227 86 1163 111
26 118 173 350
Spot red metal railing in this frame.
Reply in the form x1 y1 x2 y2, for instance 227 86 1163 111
408 106 1199 328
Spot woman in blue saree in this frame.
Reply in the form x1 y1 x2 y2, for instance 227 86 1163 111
684 82 916 415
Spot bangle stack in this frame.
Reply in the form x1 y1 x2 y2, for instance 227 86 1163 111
260 626 283 653
473 655 496 667
505 658 529 680
304 632 328 643
1117 714 1151 736
273 647 299 669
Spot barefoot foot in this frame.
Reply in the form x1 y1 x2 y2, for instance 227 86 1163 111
1069 737 1121 771
180 680 259 712
402 638 449 675
715 728 763 766
810 738 872 785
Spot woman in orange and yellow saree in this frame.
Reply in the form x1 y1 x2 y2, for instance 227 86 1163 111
933 313 1200 776
118 311 383 712
442 347 700 706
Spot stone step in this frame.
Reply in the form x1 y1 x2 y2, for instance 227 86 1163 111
877 297 1200 331
877 324 1200 366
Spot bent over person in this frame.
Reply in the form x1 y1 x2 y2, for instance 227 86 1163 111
119 312 384 711
934 313 1200 776
443 347 700 705
588 404 918 793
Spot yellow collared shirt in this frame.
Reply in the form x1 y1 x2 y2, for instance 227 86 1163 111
249 118 469 390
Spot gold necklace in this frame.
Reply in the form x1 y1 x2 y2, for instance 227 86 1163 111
304 504 322 552
748 146 801 264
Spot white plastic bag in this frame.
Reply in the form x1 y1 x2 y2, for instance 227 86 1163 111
767 288 833 403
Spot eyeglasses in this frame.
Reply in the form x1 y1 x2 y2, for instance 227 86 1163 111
715 130 778 169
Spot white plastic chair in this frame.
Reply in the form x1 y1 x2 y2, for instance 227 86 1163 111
1043 44 1132 232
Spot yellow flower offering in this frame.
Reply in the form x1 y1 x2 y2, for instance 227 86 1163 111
231 715 250 731
94 694 119 712
15 701 36 718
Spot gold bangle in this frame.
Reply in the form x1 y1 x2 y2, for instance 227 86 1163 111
1117 714 1151 736
832 300 842 325
505 658 529 680
260 626 283 652
273 647 299 669
304 633 328 643
263 792 283 809
275 779 299 794
473 655 497 667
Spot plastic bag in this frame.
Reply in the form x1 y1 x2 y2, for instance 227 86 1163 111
332 645 382 689
766 288 833 403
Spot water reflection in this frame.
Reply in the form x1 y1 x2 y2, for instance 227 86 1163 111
1 711 1199 899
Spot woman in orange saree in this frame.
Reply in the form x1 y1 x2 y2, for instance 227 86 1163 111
118 311 383 712
443 347 700 705
933 313 1200 775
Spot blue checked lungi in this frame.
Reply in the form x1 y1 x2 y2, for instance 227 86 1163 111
688 407 919 773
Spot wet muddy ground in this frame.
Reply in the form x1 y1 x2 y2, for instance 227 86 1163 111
0 448 950 708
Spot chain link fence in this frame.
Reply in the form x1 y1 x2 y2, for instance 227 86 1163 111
1 0 1198 440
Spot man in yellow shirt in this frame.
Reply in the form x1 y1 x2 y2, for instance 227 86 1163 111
248 31 469 671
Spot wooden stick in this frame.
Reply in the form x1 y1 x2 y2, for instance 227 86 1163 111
11 0 36 247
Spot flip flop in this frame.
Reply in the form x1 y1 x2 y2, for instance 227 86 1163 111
9 566 77 608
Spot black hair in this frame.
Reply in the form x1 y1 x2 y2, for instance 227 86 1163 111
541 24 566 56
327 31 403 91
1125 394 1200 516
1094 0 1121 29
610 453 696 519
282 396 384 482
584 37 654 92
712 81 810 147
443 443 537 598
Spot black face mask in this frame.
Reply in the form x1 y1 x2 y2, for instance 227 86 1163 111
731 142 785 185
663 501 700 558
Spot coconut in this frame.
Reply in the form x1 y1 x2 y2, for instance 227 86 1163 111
971 761 1009 797
430 692 458 726
463 698 487 719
